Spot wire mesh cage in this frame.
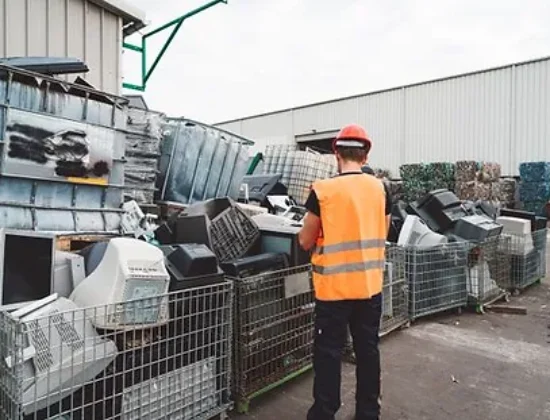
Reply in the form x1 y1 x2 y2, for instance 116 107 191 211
497 228 548 292
344 245 409 358
381 245 409 336
230 265 314 412
405 242 469 320
0 282 233 420
466 237 509 309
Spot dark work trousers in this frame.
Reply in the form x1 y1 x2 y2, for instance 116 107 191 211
307 294 382 420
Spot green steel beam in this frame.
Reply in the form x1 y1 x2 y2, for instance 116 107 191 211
122 0 227 92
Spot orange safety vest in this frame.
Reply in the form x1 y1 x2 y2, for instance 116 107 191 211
311 174 386 301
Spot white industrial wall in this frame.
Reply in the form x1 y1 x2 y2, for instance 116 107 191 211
215 58 550 177
0 0 123 94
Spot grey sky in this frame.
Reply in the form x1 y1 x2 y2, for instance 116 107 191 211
124 0 550 124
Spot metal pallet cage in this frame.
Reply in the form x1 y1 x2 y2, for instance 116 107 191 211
230 265 314 413
466 237 509 311
405 242 469 320
381 245 409 336
0 282 233 420
497 228 548 292
344 245 409 358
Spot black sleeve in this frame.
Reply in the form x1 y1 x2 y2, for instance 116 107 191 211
305 189 320 217
384 183 392 215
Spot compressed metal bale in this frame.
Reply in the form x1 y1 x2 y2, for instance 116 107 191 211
519 161 550 183
388 180 404 202
455 161 478 183
455 181 476 201
494 178 517 203
478 162 501 183
518 181 550 203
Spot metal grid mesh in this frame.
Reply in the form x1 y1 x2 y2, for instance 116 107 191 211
381 245 409 336
0 312 25 420
286 153 337 205
230 265 314 401
405 242 469 320
466 237 508 306
497 228 547 291
0 282 233 420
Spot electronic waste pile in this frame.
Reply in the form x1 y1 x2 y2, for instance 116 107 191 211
0 62 548 420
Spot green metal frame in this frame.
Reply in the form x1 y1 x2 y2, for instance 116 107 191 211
122 0 227 91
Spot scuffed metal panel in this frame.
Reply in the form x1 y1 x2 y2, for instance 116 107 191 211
240 112 294 154
293 98 359 135
0 64 127 233
0 0 122 94
124 106 165 204
403 68 513 173
215 57 550 177
357 89 404 177
511 60 550 176
157 119 252 205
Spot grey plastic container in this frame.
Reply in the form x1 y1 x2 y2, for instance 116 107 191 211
156 118 253 205
0 64 127 232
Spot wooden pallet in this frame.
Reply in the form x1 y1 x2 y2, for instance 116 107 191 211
56 234 116 252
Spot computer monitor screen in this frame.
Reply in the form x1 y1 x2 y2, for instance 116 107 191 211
1 231 55 306
261 234 293 255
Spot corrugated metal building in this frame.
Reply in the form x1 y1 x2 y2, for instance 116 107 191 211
0 0 145 94
215 56 550 177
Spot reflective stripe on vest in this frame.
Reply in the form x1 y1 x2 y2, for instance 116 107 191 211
311 174 386 301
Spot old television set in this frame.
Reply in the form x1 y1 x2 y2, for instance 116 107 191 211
398 215 448 247
70 238 170 331
259 225 310 267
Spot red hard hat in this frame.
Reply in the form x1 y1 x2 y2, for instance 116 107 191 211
332 124 371 152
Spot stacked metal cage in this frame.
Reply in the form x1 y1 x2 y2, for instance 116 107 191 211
0 282 233 420
405 242 469 320
497 228 548 293
381 244 410 335
344 245 408 358
230 265 314 414
465 236 509 312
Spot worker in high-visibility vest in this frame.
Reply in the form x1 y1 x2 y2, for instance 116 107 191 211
299 124 391 420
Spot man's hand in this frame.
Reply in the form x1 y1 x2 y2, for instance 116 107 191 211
298 212 322 251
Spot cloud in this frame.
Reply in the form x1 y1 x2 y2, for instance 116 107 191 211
123 0 550 124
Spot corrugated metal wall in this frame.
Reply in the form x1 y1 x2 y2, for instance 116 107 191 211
0 0 122 94
215 58 550 177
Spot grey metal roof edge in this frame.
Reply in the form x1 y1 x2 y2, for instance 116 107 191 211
89 0 147 34
168 116 255 145
0 63 129 105
213 54 550 126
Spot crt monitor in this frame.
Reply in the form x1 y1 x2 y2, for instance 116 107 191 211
70 238 170 331
259 226 310 267
397 215 448 248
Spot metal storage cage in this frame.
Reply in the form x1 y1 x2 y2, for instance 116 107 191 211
466 237 509 312
0 64 128 233
344 245 409 359
381 244 409 336
230 265 314 414
0 282 233 420
405 242 469 320
497 228 548 293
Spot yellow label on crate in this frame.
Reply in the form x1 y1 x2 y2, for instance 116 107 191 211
67 177 108 186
